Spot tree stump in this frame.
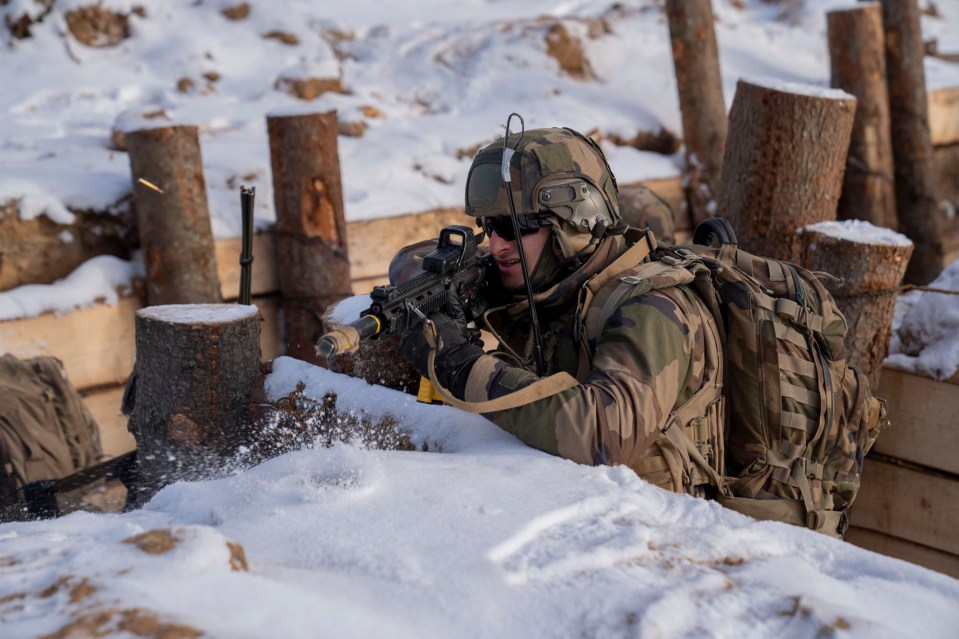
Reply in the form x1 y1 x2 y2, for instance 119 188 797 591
717 79 857 264
878 0 945 284
267 110 352 364
827 3 898 230
799 221 913 390
666 0 727 228
131 304 261 504
318 296 421 395
126 125 222 305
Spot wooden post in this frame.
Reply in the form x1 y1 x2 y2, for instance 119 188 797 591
666 0 727 228
126 125 223 305
716 79 857 264
799 221 913 390
267 110 352 364
131 304 261 504
827 3 898 230
877 0 945 284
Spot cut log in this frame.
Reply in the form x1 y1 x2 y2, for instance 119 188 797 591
878 0 945 284
267 110 352 364
125 125 222 305
717 79 857 264
827 3 898 230
130 304 261 504
319 296 421 395
666 0 727 228
799 221 913 390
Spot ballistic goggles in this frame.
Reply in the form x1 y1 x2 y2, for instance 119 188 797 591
478 213 554 241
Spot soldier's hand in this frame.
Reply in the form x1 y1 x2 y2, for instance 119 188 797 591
400 312 484 399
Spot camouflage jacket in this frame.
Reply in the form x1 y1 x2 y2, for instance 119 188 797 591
463 233 716 474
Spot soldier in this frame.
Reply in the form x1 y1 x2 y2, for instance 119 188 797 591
399 126 723 497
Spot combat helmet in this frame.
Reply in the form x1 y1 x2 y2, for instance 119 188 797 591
464 126 621 262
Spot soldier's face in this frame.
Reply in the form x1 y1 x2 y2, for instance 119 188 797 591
489 226 551 291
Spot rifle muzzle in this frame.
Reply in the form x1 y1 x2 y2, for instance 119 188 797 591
316 326 361 359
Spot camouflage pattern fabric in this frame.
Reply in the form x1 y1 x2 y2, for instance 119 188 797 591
465 128 619 223
462 233 720 493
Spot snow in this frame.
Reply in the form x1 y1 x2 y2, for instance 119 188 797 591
0 255 144 322
2 357 959 639
886 260 959 381
801 220 914 247
137 303 259 323
2 2 959 635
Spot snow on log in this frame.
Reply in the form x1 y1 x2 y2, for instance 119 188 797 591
717 78 856 264
267 109 352 364
126 125 223 305
131 304 261 504
799 220 913 390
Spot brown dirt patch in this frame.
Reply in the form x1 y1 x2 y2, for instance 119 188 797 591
65 6 131 48
41 607 203 639
221 3 250 21
275 77 344 101
360 105 385 119
227 542 249 572
124 529 181 555
604 129 681 155
338 120 368 137
544 22 593 80
263 30 299 46
38 575 97 604
4 0 54 39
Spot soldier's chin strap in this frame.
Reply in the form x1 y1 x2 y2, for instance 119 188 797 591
420 319 578 413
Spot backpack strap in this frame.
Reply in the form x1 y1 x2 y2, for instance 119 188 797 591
577 244 728 496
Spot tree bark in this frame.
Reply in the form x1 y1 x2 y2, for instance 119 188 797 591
717 79 857 264
878 0 945 284
126 125 222 305
666 0 727 228
827 3 898 230
268 110 352 364
800 224 913 390
131 304 260 504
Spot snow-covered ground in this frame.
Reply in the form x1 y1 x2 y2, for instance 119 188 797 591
1 356 958 639
2 2 959 636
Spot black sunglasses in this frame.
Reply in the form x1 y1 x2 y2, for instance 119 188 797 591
478 214 552 241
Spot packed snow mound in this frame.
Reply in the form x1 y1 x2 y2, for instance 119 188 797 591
887 259 959 381
1 357 958 638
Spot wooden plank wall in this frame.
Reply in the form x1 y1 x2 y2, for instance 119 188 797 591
846 368 959 579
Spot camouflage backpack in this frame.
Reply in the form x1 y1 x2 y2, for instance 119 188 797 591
0 354 103 520
581 224 887 538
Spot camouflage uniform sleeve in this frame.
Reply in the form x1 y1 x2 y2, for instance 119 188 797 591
466 286 707 466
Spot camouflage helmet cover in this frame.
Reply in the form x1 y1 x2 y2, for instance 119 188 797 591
464 127 620 233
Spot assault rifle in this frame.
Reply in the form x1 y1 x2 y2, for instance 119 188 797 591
316 225 490 359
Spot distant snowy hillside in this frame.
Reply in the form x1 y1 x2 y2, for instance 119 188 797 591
2 0 957 238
